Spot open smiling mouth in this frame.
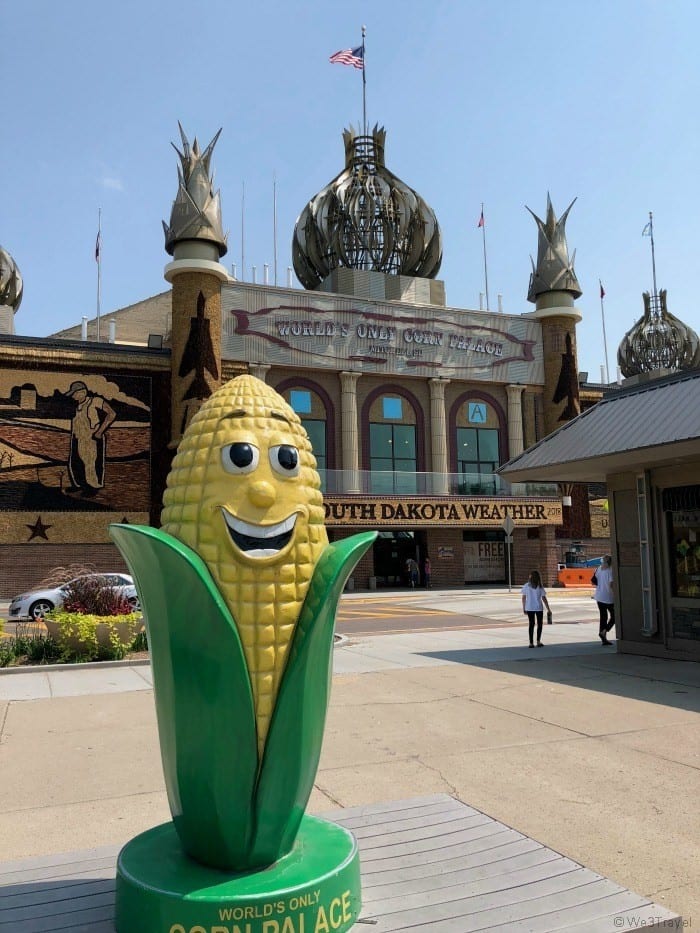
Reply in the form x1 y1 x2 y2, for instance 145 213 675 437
221 509 297 558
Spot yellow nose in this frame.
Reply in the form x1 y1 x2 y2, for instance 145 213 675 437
248 480 276 508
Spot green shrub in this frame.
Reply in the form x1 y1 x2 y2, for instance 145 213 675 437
130 629 149 652
0 627 61 667
0 641 13 667
45 611 144 662
61 576 133 616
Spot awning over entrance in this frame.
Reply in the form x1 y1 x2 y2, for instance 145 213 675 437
499 369 700 483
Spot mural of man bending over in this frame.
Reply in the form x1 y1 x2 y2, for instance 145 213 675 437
64 381 116 495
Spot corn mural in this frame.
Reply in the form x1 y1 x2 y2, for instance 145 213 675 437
110 375 375 871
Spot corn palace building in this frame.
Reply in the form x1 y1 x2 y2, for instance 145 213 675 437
0 125 612 598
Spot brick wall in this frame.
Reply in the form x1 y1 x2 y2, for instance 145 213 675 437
425 528 464 586
0 544 130 599
513 525 559 589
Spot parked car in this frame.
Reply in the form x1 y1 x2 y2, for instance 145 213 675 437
8 573 139 621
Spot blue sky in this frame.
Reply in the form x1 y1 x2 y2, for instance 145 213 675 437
3 1 699 381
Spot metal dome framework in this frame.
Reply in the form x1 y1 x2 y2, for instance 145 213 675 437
0 246 23 312
618 290 700 377
293 126 442 290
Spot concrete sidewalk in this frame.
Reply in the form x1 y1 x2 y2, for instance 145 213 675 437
0 593 698 924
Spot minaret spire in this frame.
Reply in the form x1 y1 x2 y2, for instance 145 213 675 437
163 124 230 446
525 194 583 435
526 194 581 304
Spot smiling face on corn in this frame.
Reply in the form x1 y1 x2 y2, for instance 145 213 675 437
162 376 326 568
218 410 310 562
161 375 328 753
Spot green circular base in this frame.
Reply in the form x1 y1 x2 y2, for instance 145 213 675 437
115 815 361 933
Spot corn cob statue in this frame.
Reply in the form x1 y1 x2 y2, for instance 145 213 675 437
110 375 375 933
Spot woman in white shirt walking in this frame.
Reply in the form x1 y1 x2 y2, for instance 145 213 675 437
594 555 615 645
521 570 551 648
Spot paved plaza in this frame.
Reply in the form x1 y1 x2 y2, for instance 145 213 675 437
0 588 698 925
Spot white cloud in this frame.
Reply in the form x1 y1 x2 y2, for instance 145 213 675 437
101 175 125 192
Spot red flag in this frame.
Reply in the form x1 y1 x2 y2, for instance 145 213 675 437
477 210 484 228
599 280 605 300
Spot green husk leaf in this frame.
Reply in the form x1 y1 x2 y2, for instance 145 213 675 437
109 524 258 870
250 531 377 864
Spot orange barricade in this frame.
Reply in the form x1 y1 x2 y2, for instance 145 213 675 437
557 567 596 587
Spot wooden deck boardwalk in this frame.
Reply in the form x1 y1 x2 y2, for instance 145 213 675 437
0 795 681 932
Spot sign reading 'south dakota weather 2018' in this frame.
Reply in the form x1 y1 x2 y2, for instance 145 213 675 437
324 496 563 526
222 284 544 382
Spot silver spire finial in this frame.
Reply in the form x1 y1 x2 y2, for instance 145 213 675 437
526 194 581 303
163 124 227 258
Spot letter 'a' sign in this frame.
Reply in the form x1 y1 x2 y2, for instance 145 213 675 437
468 402 488 423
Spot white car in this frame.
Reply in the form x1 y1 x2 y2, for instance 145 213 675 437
8 573 139 621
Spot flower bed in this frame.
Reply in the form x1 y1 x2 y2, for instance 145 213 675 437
44 611 145 661
0 615 147 667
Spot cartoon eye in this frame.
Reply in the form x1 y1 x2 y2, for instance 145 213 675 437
269 445 300 476
221 442 259 474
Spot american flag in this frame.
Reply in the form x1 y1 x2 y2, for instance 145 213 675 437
95 230 101 263
329 46 364 69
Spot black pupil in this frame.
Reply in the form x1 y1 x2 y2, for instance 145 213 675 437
230 443 254 468
277 446 298 470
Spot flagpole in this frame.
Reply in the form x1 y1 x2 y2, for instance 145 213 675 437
241 181 246 282
96 207 102 342
647 211 658 296
599 280 610 383
481 203 490 311
361 25 367 136
273 172 278 286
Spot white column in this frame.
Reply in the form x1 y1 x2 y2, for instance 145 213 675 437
248 364 271 382
340 371 361 493
429 378 450 494
506 384 526 458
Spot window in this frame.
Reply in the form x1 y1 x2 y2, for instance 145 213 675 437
303 419 326 473
668 510 700 600
452 397 502 495
282 386 327 485
456 427 499 493
369 396 417 493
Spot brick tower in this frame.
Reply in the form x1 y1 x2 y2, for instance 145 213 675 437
163 124 229 445
526 195 582 436
526 195 587 540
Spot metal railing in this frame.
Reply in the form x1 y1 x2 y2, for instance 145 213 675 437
320 469 558 498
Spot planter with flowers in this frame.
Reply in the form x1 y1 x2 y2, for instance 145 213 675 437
43 572 144 661
44 611 144 661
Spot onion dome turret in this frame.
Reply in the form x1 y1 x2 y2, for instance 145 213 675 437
0 245 23 312
618 289 700 377
292 125 442 290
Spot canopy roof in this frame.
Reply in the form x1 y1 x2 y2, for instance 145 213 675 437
499 369 700 483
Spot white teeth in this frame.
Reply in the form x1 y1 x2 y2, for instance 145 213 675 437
221 510 297 539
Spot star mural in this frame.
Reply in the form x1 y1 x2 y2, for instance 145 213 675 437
26 516 52 541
